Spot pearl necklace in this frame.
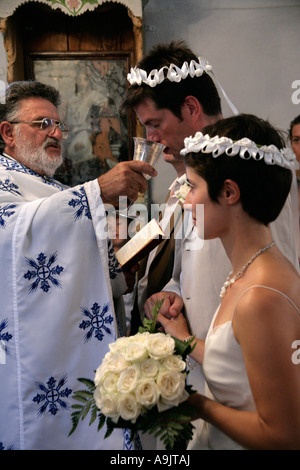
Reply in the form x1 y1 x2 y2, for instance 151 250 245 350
220 241 275 298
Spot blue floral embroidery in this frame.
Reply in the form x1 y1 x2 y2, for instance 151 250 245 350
0 156 64 191
0 177 21 195
24 252 64 293
79 302 113 342
68 186 91 220
0 204 16 228
32 375 72 417
0 441 14 450
0 318 13 359
122 429 142 450
108 239 122 279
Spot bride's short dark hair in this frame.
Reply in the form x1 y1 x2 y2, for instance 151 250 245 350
185 114 292 226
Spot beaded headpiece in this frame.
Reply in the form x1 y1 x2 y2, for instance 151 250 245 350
127 57 239 116
180 132 298 170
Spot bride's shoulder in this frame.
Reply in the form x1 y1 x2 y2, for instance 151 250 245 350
233 278 300 325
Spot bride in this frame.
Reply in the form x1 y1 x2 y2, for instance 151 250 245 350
156 114 300 450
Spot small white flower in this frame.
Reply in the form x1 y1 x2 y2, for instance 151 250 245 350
175 182 190 201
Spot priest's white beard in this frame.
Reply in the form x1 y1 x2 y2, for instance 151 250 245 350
15 130 63 178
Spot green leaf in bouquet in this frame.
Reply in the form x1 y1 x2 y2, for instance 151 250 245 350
134 400 196 450
138 298 196 362
138 298 165 333
69 378 100 436
173 335 196 361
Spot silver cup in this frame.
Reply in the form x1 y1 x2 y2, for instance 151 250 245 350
133 137 166 179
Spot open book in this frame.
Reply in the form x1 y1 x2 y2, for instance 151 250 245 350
115 218 165 270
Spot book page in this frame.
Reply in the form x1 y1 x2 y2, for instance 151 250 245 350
116 219 165 267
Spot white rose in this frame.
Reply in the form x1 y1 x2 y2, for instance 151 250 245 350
140 357 159 378
156 369 186 407
119 393 141 423
101 371 119 393
117 364 140 394
103 352 129 374
94 388 119 422
108 336 129 353
161 355 186 372
94 385 103 409
176 182 190 200
124 341 148 363
135 379 160 408
146 333 175 360
131 332 150 343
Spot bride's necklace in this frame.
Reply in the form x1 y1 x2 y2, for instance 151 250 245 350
220 241 275 298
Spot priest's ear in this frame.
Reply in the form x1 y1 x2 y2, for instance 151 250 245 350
0 121 16 148
222 179 240 205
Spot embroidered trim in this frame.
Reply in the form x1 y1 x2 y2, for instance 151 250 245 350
0 156 65 191
180 132 298 170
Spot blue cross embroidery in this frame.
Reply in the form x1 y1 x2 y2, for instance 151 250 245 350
32 375 72 417
0 203 17 229
68 186 91 220
24 252 64 293
79 302 114 342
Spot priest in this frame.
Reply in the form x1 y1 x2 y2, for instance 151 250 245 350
0 80 155 450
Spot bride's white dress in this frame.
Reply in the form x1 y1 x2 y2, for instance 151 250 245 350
188 285 300 450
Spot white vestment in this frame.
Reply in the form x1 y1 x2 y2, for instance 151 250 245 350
0 154 134 450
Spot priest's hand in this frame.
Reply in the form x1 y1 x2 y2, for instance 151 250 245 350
98 161 157 204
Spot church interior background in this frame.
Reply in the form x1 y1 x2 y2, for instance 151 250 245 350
0 0 299 203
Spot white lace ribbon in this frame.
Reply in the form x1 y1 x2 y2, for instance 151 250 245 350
127 57 239 116
180 132 298 170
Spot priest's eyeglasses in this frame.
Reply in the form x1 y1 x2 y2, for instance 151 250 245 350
10 118 69 140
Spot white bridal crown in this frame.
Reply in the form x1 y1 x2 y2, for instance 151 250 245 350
180 132 298 170
127 57 212 87
127 57 239 116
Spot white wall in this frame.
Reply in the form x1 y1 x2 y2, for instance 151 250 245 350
143 0 300 202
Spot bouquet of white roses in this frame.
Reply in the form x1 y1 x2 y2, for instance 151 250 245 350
70 300 196 450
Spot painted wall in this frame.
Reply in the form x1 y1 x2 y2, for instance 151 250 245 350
143 0 300 202
0 33 7 102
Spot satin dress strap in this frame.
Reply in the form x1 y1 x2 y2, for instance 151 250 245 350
233 284 300 315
